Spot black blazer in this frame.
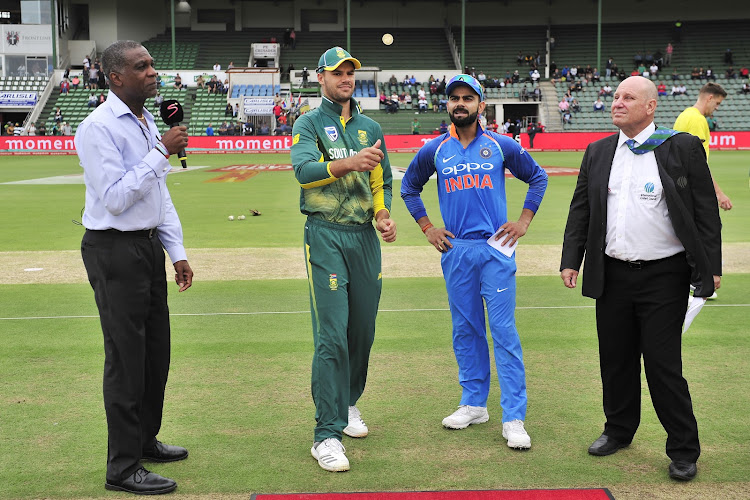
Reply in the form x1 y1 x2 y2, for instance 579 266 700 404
560 131 722 298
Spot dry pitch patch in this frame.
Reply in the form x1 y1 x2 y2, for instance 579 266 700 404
2 243 749 285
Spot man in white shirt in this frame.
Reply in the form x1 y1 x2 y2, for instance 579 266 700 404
560 76 721 483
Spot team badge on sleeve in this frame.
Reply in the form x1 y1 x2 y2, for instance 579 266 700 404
358 130 368 146
329 273 338 291
293 133 300 145
325 126 339 142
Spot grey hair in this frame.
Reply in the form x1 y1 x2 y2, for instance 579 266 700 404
101 40 143 83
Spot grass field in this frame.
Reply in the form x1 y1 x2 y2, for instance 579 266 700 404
1 150 748 500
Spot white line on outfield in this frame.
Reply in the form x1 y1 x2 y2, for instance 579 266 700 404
1 304 748 321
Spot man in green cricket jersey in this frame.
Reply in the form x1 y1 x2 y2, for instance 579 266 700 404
291 47 397 472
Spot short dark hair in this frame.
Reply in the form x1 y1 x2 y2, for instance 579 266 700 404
101 40 142 83
700 82 727 98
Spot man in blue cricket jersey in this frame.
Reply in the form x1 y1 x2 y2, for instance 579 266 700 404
401 74 548 449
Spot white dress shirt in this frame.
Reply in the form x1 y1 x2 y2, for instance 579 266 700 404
75 91 187 263
605 122 684 261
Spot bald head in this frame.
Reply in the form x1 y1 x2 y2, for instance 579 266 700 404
611 76 658 138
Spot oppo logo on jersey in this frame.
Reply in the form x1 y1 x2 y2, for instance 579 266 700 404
328 147 358 159
441 162 494 176
442 162 495 193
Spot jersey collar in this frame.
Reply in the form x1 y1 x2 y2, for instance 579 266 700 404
320 95 362 118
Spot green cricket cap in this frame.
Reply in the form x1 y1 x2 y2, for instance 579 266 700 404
316 47 362 73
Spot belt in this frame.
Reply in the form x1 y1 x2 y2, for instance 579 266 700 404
92 228 157 238
606 252 685 270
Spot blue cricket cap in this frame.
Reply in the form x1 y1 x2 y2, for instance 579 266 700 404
445 74 484 101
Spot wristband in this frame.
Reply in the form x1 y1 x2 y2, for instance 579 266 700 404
421 222 434 233
155 141 170 159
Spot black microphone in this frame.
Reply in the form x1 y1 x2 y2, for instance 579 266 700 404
160 100 187 168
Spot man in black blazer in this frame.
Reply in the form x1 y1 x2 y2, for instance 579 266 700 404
560 76 722 482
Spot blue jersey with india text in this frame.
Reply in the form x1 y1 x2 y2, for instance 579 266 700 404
401 123 548 240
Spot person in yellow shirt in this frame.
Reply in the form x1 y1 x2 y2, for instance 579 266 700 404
673 82 732 211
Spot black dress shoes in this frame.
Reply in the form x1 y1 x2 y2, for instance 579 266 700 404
669 460 698 481
105 467 176 495
142 441 189 463
588 434 629 456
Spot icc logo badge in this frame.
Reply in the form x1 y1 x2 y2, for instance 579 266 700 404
329 274 338 291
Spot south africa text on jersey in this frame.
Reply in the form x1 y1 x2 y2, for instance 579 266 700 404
328 147 360 159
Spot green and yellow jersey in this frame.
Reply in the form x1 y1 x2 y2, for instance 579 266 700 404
291 96 392 225
674 106 710 159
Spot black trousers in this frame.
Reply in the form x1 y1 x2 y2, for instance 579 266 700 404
595 253 700 462
81 229 171 482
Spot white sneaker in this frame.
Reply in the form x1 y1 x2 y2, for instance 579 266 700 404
707 291 718 300
502 419 531 449
343 406 368 438
442 405 489 429
311 438 350 472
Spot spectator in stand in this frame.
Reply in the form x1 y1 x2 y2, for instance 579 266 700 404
23 122 35 136
97 93 107 107
600 84 613 97
154 91 163 109
559 98 570 114
516 51 524 65
438 94 448 112
225 103 234 117
87 92 97 107
633 52 642 67
259 122 270 135
664 42 673 66
657 82 668 96
384 95 398 114
411 117 421 134
592 68 601 83
89 66 99 90
724 49 733 65
71 75 80 90
532 86 541 102
222 78 229 94
206 123 214 136
273 103 283 124
569 66 578 79
530 68 540 83
54 107 63 123
213 62 221 72
290 28 296 49
512 70 520 83
690 68 701 80
51 121 60 136
301 67 309 87
227 61 234 70
593 98 605 112
196 75 206 89
36 122 46 135
60 79 70 94
418 95 428 113
739 67 749 79
207 76 218 94
520 85 529 102
173 73 183 89
706 114 718 132
705 67 716 81
649 63 659 77
439 119 449 134
671 84 682 96
571 98 581 113
218 122 229 135
562 110 572 124
62 122 72 136
725 66 737 79
227 121 235 136
477 71 486 83
432 94 439 112
742 81 750 95
389 75 398 86
82 55 91 87
417 86 426 100
698 67 706 79
244 120 254 135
